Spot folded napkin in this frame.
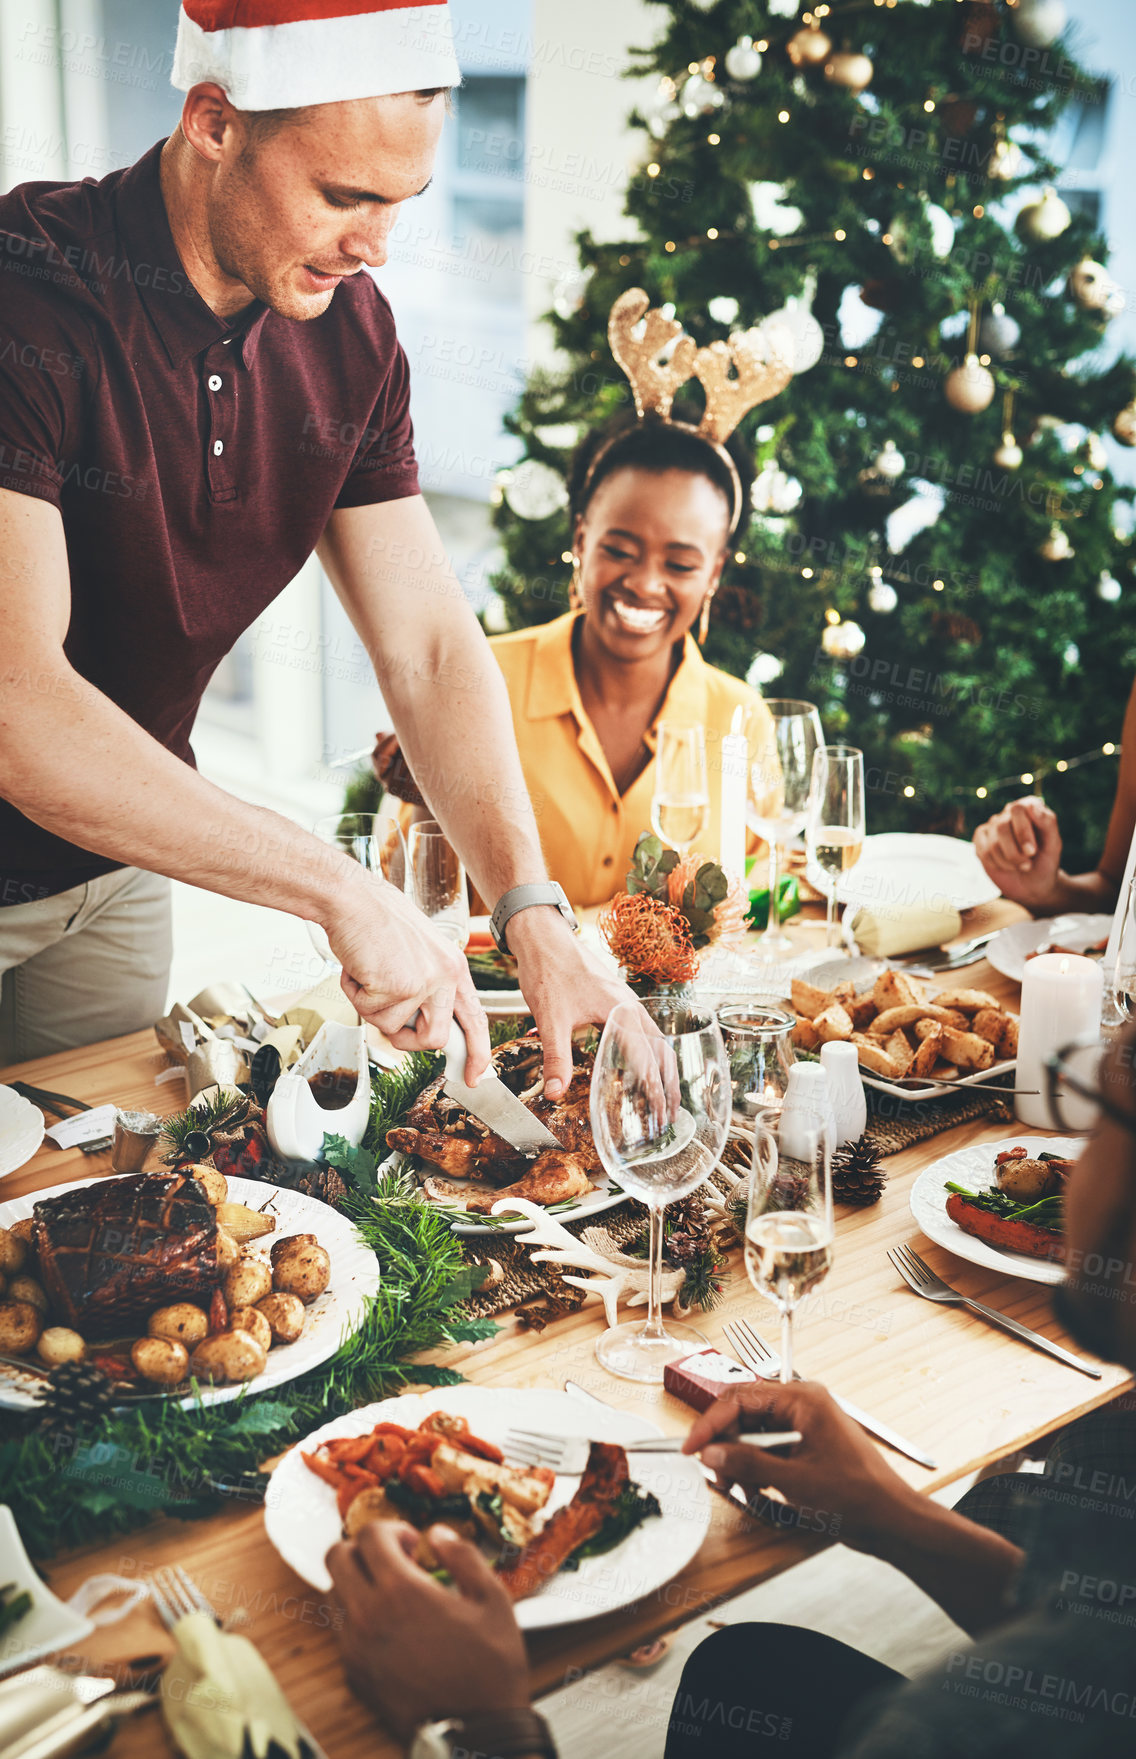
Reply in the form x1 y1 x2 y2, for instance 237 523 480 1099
162 1612 308 1759
847 899 962 958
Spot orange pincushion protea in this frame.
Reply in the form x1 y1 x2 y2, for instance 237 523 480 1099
666 854 748 949
599 892 699 986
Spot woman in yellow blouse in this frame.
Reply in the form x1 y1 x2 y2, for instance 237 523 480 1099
377 416 776 908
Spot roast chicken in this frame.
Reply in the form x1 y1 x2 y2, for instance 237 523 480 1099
386 1033 601 1211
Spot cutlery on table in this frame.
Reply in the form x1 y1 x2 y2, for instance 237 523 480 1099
888 1243 1101 1378
505 1425 802 1475
723 1316 939 1470
562 1379 761 1517
886 928 999 973
8 1081 114 1155
0 1667 154 1759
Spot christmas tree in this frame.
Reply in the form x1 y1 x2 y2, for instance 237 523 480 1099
488 0 1136 868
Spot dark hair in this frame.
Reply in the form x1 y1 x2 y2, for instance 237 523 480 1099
568 413 754 536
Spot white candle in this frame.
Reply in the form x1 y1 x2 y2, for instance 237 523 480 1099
720 707 747 885
1015 953 1103 1129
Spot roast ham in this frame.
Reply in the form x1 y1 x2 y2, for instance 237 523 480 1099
33 1172 219 1333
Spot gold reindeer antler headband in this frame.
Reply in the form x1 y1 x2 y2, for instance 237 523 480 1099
585 287 798 533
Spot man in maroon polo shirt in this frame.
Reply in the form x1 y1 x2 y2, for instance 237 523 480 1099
0 0 631 1099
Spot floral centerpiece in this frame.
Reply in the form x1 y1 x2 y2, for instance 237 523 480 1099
599 833 747 990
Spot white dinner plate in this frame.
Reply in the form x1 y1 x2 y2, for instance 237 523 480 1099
264 1384 710 1629
909 1135 1082 1286
382 1148 629 1237
985 914 1113 985
0 1173 379 1412
0 1086 45 1181
0 1504 94 1677
807 832 1001 914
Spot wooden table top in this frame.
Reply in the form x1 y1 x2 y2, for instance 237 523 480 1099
2 898 1127 1758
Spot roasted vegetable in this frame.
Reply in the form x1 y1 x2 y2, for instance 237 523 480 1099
256 1292 305 1343
945 1184 1066 1263
0 1302 42 1352
36 1326 86 1367
0 1228 28 1275
131 1335 190 1386
229 1306 272 1352
148 1303 210 1347
271 1243 330 1304
222 1258 272 1310
214 1202 276 1244
191 1330 267 1383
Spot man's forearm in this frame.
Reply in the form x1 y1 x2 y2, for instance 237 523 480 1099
1044 867 1119 916
0 663 354 919
866 1487 1023 1634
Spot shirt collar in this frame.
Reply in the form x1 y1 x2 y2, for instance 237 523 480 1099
524 610 713 739
114 141 271 370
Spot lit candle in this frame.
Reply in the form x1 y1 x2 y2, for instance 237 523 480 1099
1015 953 1103 1129
720 705 747 885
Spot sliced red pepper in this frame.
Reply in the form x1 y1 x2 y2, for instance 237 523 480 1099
301 1450 346 1489
403 1463 447 1499
365 1436 405 1478
455 1431 504 1465
323 1434 377 1463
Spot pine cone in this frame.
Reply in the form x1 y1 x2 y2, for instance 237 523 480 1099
38 1360 115 1433
832 1137 886 1206
297 1167 349 1208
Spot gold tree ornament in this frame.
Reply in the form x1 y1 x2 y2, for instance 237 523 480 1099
1112 401 1136 447
786 25 831 65
823 51 874 91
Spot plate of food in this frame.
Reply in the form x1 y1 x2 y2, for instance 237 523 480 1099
465 922 528 1016
264 1384 709 1630
0 1170 379 1411
0 1086 45 1181
787 967 1019 1101
909 1136 1082 1286
985 914 1113 985
384 1031 627 1235
806 833 1001 914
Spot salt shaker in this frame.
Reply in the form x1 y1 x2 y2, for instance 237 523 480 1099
778 1063 836 1161
819 1040 867 1147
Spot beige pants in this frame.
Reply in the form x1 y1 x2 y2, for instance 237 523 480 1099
0 866 172 1070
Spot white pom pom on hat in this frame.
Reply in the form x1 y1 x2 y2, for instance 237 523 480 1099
171 0 461 111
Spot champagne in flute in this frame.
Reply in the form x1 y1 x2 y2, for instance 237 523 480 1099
744 1109 833 1383
747 701 823 956
652 723 709 855
807 746 866 952
652 794 710 853
809 826 864 881
744 1210 833 1308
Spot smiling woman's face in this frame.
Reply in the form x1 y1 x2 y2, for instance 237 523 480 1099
575 466 732 662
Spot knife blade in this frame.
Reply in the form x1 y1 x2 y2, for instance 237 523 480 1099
440 1020 561 1153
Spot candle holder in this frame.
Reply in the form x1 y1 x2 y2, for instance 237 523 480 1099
717 1004 796 1125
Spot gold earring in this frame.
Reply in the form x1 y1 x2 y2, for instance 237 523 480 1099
569 554 584 612
698 593 713 645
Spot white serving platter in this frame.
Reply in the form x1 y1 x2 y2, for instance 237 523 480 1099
909 1135 1082 1287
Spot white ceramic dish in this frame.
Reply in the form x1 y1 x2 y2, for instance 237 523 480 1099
908 1135 1081 1287
0 1504 94 1678
985 913 1113 985
266 1020 370 1161
807 832 1001 914
0 1173 379 1412
0 1086 45 1181
264 1384 709 1629
382 1148 628 1237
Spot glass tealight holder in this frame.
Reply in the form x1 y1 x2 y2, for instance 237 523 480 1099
717 1004 796 1126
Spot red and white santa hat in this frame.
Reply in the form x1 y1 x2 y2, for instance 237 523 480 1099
171 1 460 110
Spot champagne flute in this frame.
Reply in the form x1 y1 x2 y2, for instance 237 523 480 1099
651 723 709 856
590 997 731 1382
806 745 866 951
745 1107 833 1383
1113 869 1136 1023
306 812 408 969
746 700 823 956
408 819 470 948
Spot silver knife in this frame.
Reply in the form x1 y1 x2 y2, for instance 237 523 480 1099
440 1020 562 1153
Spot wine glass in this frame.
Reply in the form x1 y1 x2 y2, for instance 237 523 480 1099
806 745 866 950
746 700 823 956
590 996 731 1382
745 1107 833 1383
306 812 408 969
651 723 709 856
408 820 470 948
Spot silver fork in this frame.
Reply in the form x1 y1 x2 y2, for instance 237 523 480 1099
887 929 999 972
149 1563 217 1629
887 1243 1102 1378
505 1425 801 1474
723 1316 938 1469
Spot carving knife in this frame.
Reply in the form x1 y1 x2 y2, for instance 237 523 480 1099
439 1019 562 1153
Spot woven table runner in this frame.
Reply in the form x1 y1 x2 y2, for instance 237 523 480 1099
865 1082 1012 1154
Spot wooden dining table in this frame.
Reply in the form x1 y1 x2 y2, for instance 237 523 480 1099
1 897 1127 1758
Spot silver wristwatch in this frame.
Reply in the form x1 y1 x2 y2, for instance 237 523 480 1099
490 881 577 953
409 1710 557 1758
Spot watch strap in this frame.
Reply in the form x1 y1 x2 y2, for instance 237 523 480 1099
490 882 577 953
443 1708 557 1758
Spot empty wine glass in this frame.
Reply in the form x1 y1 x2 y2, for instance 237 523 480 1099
745 1107 833 1383
306 812 407 969
651 723 709 856
590 996 731 1382
408 820 470 948
746 700 823 956
806 745 866 950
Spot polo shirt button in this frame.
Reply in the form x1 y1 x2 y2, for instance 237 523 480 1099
602 855 614 868
208 374 223 391
610 802 618 814
212 440 224 456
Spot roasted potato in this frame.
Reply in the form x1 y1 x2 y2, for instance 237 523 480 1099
188 1165 227 1206
229 1306 272 1352
850 1034 902 1080
0 1301 42 1352
7 1275 47 1314
214 1226 241 1270
871 969 927 1013
813 1003 853 1043
883 1030 915 1078
191 1330 267 1384
222 1258 273 1310
0 1228 27 1276
270 1233 318 1267
870 1003 968 1036
910 1027 944 1078
995 1157 1061 1202
271 1244 330 1304
148 1303 209 1348
789 978 832 1020
934 988 1001 1015
255 1291 305 1344
939 1027 996 1072
9 1218 36 1251
36 1326 86 1367
214 1202 276 1244
131 1335 190 1386
792 1017 820 1051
